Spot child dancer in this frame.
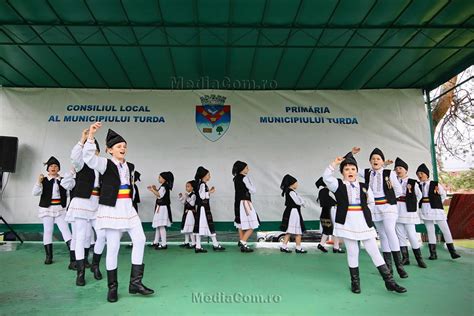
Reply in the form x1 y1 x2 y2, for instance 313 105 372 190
193 166 226 253
63 129 107 286
233 161 260 253
323 154 406 294
132 171 141 212
394 158 427 268
416 163 461 260
83 122 153 303
361 148 407 278
148 171 174 250
32 156 73 267
279 174 307 254
179 180 197 248
315 177 345 254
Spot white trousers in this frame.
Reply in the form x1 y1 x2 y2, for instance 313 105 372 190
374 217 400 252
395 223 420 249
195 234 219 248
74 218 106 260
91 220 106 255
184 233 196 245
320 234 340 249
104 226 146 270
42 214 72 245
153 226 167 245
424 220 454 244
344 238 385 268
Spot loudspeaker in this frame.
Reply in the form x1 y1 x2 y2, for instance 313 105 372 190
0 136 18 173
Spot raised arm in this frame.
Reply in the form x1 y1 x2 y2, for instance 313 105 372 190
323 157 345 193
32 174 44 196
60 170 76 191
390 171 403 198
83 123 107 174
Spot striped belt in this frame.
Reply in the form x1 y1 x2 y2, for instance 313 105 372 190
397 196 406 202
50 199 61 205
421 197 430 203
348 204 362 211
375 197 387 205
91 187 100 196
117 185 131 199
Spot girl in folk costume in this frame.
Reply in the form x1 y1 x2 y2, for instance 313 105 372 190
193 166 226 253
360 148 408 279
393 158 427 268
178 180 197 248
32 156 73 267
61 128 107 286
279 174 307 254
148 171 174 250
323 154 406 294
315 177 345 254
233 161 260 253
83 122 153 303
416 163 461 260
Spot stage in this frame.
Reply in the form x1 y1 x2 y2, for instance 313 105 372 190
1 242 472 315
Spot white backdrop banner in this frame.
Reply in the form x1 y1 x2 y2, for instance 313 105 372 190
0 87 431 226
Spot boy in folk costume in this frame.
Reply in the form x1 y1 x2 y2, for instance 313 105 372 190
83 122 153 303
178 180 197 248
315 177 345 254
32 156 73 267
279 174 307 254
359 148 408 279
393 158 427 268
233 161 260 253
148 171 174 250
416 163 461 260
60 128 107 286
323 153 406 294
193 166 226 253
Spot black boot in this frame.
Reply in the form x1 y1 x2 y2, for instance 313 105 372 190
66 240 76 270
400 246 410 265
44 244 53 264
349 267 361 294
382 252 393 275
428 243 437 260
413 248 427 268
107 269 118 303
129 264 154 295
90 253 103 280
392 251 408 278
377 264 407 293
84 247 91 268
446 243 461 259
76 259 86 286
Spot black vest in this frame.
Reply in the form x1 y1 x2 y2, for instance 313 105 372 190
98 160 135 207
418 181 444 209
318 188 336 208
280 190 306 233
234 174 252 202
365 169 397 205
184 192 195 211
402 178 418 212
71 164 96 199
334 179 373 227
39 177 67 208
156 185 171 206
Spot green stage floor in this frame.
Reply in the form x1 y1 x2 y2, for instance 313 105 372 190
0 242 472 316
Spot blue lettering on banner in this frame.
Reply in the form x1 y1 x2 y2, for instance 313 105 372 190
49 104 164 124
260 106 359 125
